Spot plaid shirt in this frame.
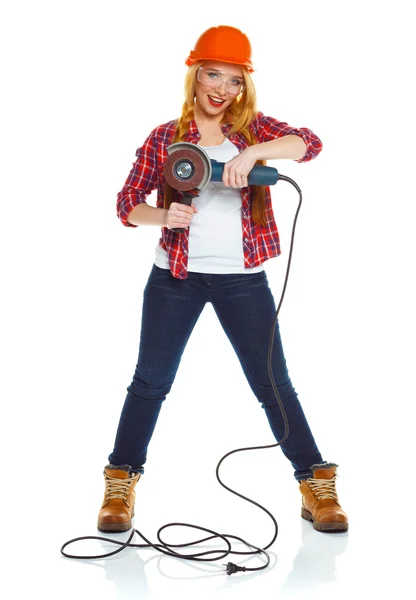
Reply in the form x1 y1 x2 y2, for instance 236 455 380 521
117 112 322 279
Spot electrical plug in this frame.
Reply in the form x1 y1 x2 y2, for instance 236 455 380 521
223 562 247 575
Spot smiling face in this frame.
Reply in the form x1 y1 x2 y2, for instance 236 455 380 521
194 61 244 120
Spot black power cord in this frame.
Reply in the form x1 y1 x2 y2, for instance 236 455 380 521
61 175 302 575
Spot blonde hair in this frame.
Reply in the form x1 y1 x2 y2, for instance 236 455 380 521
164 61 267 226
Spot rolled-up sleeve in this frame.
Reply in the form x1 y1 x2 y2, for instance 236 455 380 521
252 111 323 163
116 130 159 227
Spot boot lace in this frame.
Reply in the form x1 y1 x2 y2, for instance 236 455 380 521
307 475 338 501
104 473 138 503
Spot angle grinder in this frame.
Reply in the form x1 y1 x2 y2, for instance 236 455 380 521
163 142 280 232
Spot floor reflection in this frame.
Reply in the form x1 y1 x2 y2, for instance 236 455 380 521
279 520 349 596
81 536 151 599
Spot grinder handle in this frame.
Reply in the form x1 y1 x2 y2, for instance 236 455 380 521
211 161 279 186
171 193 194 233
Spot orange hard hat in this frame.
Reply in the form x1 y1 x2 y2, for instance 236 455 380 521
185 25 254 72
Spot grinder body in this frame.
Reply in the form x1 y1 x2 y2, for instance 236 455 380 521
163 142 279 232
210 161 278 186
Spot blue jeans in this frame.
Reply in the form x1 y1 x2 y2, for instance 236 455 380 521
108 264 326 481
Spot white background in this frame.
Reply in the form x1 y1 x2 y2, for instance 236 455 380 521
1 1 415 598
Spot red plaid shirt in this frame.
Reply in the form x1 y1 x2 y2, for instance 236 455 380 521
117 112 322 279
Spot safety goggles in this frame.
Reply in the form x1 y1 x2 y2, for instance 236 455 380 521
197 66 246 95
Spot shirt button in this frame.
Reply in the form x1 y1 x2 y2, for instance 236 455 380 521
183 250 188 255
243 213 248 219
245 237 249 242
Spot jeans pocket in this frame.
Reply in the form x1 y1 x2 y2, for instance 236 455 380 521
152 264 170 277
248 269 266 282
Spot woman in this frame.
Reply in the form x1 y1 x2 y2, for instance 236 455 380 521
98 25 348 534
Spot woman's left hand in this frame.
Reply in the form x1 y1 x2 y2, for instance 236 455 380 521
222 146 259 189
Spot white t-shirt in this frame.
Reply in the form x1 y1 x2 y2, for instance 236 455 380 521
154 137 265 274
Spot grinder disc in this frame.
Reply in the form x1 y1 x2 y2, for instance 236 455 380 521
164 143 212 191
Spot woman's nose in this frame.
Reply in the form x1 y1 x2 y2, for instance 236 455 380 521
214 80 228 94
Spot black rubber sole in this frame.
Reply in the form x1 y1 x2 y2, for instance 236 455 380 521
97 520 132 533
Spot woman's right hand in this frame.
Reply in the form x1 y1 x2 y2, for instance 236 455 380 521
166 202 198 230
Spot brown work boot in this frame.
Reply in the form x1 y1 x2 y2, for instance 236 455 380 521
97 464 141 532
299 463 348 532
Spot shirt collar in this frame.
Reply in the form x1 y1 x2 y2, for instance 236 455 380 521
186 119 233 141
